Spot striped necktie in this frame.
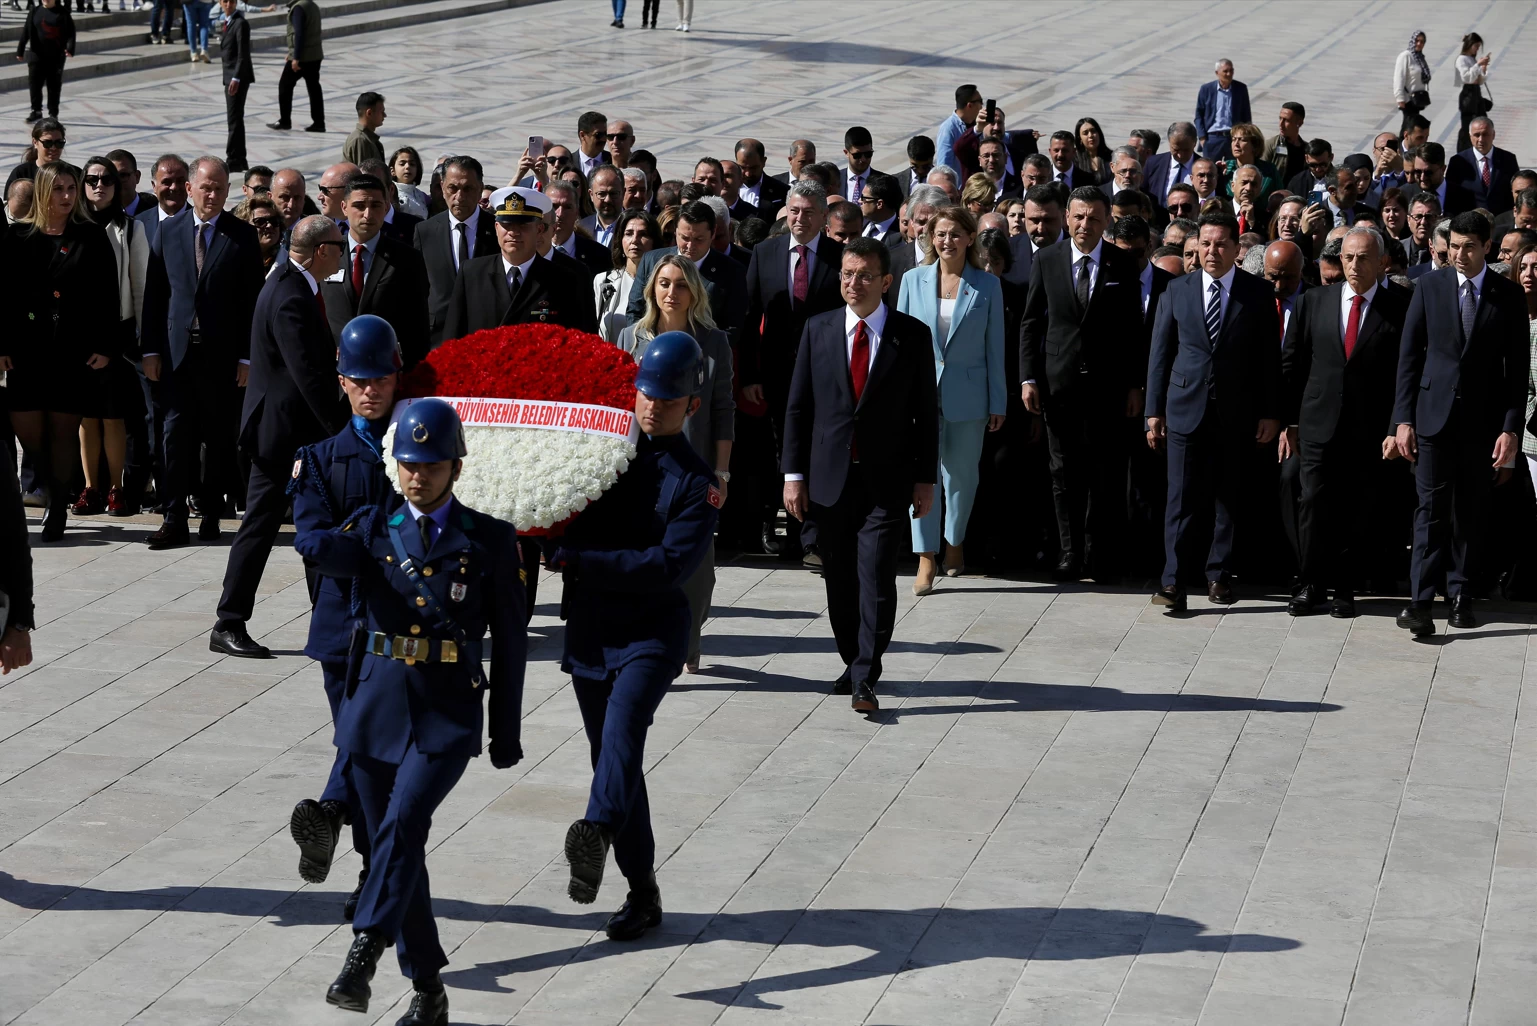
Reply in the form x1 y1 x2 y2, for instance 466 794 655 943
1205 280 1223 343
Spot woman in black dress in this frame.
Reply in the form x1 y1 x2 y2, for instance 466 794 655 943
72 156 149 517
0 161 119 540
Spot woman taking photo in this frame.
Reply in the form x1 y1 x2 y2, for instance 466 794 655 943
1455 32 1492 153
388 146 429 219
1 161 118 540
1394 30 1433 135
1074 117 1113 186
896 206 1007 594
593 209 659 342
618 255 734 672
71 157 148 518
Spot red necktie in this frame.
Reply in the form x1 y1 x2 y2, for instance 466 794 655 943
1343 294 1364 359
850 319 870 460
1481 156 1491 189
1238 212 1247 234
351 244 365 299
315 287 327 326
792 244 809 306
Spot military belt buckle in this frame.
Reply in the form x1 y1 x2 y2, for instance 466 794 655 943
440 640 458 663
393 635 423 665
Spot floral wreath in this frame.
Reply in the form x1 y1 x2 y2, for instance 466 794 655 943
382 324 638 534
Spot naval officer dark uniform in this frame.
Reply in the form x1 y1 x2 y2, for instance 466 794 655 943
287 315 403 917
554 332 720 942
301 399 526 1025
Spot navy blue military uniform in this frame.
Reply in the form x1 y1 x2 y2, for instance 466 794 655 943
289 415 400 878
298 496 526 982
556 431 718 890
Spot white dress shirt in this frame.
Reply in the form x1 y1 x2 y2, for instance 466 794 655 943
1200 265 1237 325
864 213 897 240
1339 281 1377 339
788 233 821 291
158 204 179 221
449 208 482 269
847 169 867 200
1138 262 1153 315
1070 239 1103 299
1456 264 1488 301
579 151 605 179
784 303 888 482
1164 159 1191 199
502 254 536 290
740 177 762 209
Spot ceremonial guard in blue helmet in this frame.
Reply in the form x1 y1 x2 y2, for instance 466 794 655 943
296 398 527 1024
287 314 404 920
552 331 720 942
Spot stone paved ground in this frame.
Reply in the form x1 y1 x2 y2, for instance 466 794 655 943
1 520 1533 1026
4 1 1537 1023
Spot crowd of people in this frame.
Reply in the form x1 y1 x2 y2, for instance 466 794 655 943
4 39 1537 645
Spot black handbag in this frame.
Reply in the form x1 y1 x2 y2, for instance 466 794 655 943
1460 84 1494 117
1411 88 1431 109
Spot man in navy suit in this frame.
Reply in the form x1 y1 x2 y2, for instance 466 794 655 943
140 156 265 550
782 238 937 713
1194 60 1251 161
1145 212 1281 610
1446 117 1521 216
1392 212 1528 636
1143 122 1198 214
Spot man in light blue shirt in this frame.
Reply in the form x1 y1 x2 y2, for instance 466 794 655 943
937 83 984 176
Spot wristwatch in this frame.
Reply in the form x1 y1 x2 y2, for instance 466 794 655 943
715 471 731 483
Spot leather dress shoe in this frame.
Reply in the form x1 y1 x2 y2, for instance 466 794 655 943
1052 552 1081 582
831 669 852 695
291 798 344 883
1329 592 1357 618
145 521 189 550
605 875 663 941
267 120 291 130
210 626 272 658
304 123 326 132
759 523 783 555
1396 603 1435 637
1151 586 1186 612
343 869 367 921
394 978 448 1026
1449 595 1477 629
565 819 612 904
1288 584 1323 616
802 545 823 570
1207 579 1237 605
326 930 386 1012
198 516 221 541
851 680 878 713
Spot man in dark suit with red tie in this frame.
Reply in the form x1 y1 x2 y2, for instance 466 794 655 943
1145 212 1281 611
1393 212 1528 636
212 215 349 657
782 238 937 713
1019 186 1144 581
1282 229 1410 618
740 181 846 557
1445 117 1521 216
320 174 430 367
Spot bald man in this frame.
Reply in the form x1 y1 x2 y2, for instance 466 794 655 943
316 161 358 222
1281 229 1410 616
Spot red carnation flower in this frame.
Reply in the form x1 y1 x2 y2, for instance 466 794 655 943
401 324 637 410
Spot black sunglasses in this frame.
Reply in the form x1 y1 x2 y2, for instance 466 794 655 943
82 174 112 187
250 217 281 230
38 137 64 149
848 149 874 160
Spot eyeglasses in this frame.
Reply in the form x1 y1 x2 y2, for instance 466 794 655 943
588 132 608 141
38 137 64 149
82 175 111 187
548 155 571 166
314 239 345 250
848 149 874 160
251 218 281 230
933 230 969 243
839 271 881 285
609 133 633 142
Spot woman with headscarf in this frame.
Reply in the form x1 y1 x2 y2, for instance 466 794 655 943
1393 30 1432 136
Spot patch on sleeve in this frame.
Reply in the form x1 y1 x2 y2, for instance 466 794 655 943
292 459 303 480
706 485 723 508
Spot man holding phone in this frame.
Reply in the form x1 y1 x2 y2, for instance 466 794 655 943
1370 132 1407 198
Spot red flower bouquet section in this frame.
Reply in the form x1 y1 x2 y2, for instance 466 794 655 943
385 325 641 534
400 324 638 408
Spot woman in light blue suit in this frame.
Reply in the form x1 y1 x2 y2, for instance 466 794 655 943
897 205 1008 594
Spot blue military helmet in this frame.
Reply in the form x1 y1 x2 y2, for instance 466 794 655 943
392 398 468 462
337 314 403 378
634 331 704 400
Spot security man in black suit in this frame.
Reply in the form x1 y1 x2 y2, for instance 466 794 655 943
625 202 747 336
412 155 495 348
1019 186 1144 581
442 187 599 340
320 174 431 367
1393 211 1528 636
217 0 254 173
734 137 789 221
211 215 348 658
1283 228 1410 618
782 238 938 713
